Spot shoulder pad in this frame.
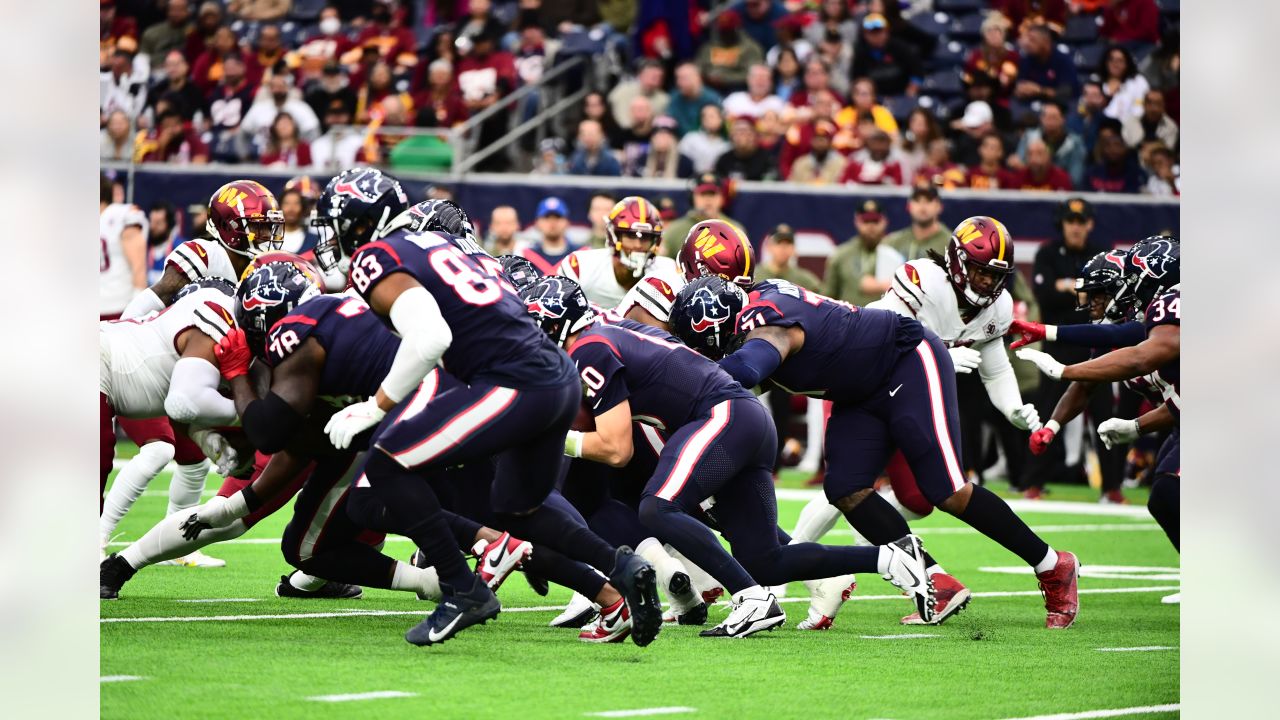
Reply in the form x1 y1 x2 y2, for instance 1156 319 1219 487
559 250 586 280
167 240 214 282
889 261 928 314
187 290 236 343
264 298 334 365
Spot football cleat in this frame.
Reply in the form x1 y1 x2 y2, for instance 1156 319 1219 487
883 535 936 624
767 583 790 599
1037 551 1080 629
701 586 725 604
901 573 971 625
100 554 137 600
797 575 857 630
1161 592 1180 605
472 532 532 591
275 572 363 599
609 546 663 647
700 589 785 638
579 597 632 643
1098 489 1128 505
663 571 708 625
1023 487 1044 500
405 579 500 647
158 550 226 568
550 592 600 628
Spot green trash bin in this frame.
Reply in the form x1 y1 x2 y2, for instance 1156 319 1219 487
389 134 454 171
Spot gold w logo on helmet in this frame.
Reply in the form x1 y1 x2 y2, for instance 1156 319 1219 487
955 222 983 245
694 226 726 258
217 186 248 207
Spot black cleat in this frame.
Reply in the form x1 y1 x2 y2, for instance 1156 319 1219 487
522 570 550 596
100 554 137 600
405 579 500 647
274 572 363 599
669 571 709 626
609 546 662 647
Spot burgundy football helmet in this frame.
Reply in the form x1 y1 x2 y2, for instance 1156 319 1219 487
205 180 285 259
945 215 1014 308
606 196 664 278
677 219 755 288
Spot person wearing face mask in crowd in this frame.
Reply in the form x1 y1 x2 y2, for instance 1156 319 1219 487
295 7 354 82
241 74 321 147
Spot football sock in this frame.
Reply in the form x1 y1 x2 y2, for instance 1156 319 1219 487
288 572 327 592
842 490 940 568
497 494 617 574
739 542 880 587
639 496 755 595
958 484 1051 568
100 440 173 540
443 511 483 549
519 544 609 599
167 459 210 516
120 515 247 570
1034 548 1060 575
1147 474 1180 551
790 495 842 544
391 561 441 600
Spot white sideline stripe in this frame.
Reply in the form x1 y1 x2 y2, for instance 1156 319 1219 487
772 488 1153 518
101 586 1179 624
996 703 1179 720
306 691 417 703
1096 646 1176 653
586 708 696 718
858 633 938 640
175 598 260 603
100 675 146 683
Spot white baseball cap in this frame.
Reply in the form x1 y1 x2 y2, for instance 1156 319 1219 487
960 101 994 128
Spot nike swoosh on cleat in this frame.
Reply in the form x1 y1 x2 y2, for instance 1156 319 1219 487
427 614 463 643
485 547 506 572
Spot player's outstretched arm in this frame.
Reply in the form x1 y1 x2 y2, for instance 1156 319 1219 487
977 339 1040 431
120 264 191 319
1029 379 1097 455
1060 325 1179 382
181 448 311 540
569 400 635 468
1096 404 1175 451
718 325 798 389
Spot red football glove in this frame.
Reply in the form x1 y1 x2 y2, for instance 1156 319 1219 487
1007 319 1047 350
215 328 253 380
1028 426 1057 455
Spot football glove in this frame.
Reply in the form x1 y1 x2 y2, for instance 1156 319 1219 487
178 493 249 540
1097 417 1141 450
1015 348 1065 379
325 397 386 450
214 328 253 380
948 346 983 374
1007 319 1056 350
1028 420 1060 455
1008 403 1042 432
188 428 241 476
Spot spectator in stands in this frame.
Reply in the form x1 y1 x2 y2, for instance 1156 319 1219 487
1140 28 1179 93
513 11 554 91
355 62 399 124
414 60 468 128
678 104 731 174
724 64 786 120
870 0 937 59
454 0 507 50
1085 125 1145 193
136 109 209 164
193 27 260 95
761 223 822 290
608 59 670 129
715 117 777 181
850 12 922 98
101 41 148 123
1100 45 1150 120
1100 0 1160 50
1012 137 1074 191
184 1 223 62
1068 79 1108 155
309 97 364 172
620 96 658 174
698 10 765 95
814 28 853 98
788 57 843 108
961 67 1013 132
100 0 139 65
568 119 623 176
485 205 533 257
757 110 785 155
661 173 742 258
966 133 1020 190
1015 24 1079 106
101 110 135 161
356 0 419 71
426 27 458 68
527 197 580 272
581 91 626 150
897 107 942 184
260 113 312 168
531 137 568 174
771 47 803 103
913 138 965 190
147 50 204 123
1011 100 1087 187
769 14 814 68
145 202 183 282
638 117 695 179
842 129 903 186
991 0 1067 37
458 26 518 162
788 120 846 184
951 100 996 168
732 0 786 51
667 62 724 136
140 0 192 67
360 95 416 164
295 7 354 82
886 186 948 260
205 53 256 162
847 78 900 137
580 193 617 249
279 189 318 255
964 11 1019 111
244 75 322 146
306 64 357 129
1142 144 1179 197
805 0 858 49
825 199 903 308
1122 89 1177 151
254 24 290 80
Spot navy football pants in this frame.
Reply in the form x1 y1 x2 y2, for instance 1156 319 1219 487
1149 429 1180 551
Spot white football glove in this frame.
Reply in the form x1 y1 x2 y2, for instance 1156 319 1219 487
325 397 387 450
178 493 248 540
1097 417 1141 450
948 346 983 374
1008 403 1042 432
1015 348 1065 379
188 428 240 476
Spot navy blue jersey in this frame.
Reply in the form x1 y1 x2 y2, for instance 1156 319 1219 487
266 293 399 399
737 279 923 403
1143 288 1180 420
349 229 575 389
569 318 752 433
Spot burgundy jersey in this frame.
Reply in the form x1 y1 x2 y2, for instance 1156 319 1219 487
1142 287 1180 420
569 318 752 433
737 279 923 403
266 293 399 400
349 229 575 389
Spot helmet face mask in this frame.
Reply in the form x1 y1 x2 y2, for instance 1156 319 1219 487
311 168 408 274
1075 249 1129 322
606 197 663 278
519 276 596 347
235 261 323 361
497 254 543 292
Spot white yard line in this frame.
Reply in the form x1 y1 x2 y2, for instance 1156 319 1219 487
996 703 1178 720
858 633 938 640
100 675 146 683
773 488 1152 518
585 708 697 718
175 598 261 603
1096 646 1176 653
305 691 417 703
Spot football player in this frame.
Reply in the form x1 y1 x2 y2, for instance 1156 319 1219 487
524 276 937 637
310 168 663 647
672 274 1082 629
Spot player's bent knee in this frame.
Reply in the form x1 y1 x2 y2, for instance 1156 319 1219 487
832 487 875 513
137 440 176 466
935 483 971 515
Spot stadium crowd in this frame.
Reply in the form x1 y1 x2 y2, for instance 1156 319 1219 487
101 0 1180 196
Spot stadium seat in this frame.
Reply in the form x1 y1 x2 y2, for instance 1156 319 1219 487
1062 15 1100 45
882 94 919 122
922 68 964 98
1074 43 1106 72
290 0 327 22
948 13 984 41
929 38 968 71
909 12 950 39
389 135 454 171
934 0 985 14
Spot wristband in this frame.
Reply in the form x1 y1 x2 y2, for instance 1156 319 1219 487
564 430 584 458
1044 324 1058 342
1044 419 1061 435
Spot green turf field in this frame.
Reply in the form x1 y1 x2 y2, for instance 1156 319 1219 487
101 450 1179 720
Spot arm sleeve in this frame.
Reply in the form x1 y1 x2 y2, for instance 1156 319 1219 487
120 287 165 320
718 337 783 390
1055 321 1147 349
976 339 1023 419
165 357 237 426
241 392 305 455
381 286 453 404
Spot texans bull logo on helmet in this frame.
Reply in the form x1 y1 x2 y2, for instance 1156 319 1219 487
525 278 571 320
1130 238 1176 278
687 286 735 333
241 273 290 311
331 168 387 204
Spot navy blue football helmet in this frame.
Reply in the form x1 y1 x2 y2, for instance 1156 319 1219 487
1105 236 1180 322
670 276 749 359
235 262 323 360
498 254 543 292
174 276 237 302
1074 248 1130 321
519 276 595 347
312 167 409 275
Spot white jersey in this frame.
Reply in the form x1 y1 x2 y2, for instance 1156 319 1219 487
100 288 235 418
559 247 683 320
869 259 1012 349
164 236 241 286
99 203 149 316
